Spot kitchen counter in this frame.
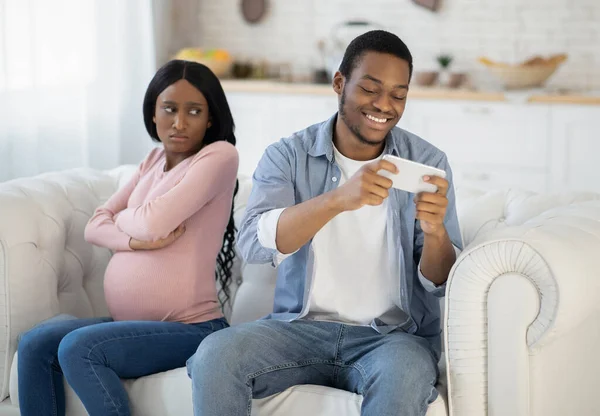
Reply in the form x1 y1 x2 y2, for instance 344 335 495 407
221 80 600 105
527 94 600 105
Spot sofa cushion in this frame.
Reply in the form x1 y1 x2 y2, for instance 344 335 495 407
9 351 448 416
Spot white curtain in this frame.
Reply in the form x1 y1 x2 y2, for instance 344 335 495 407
0 0 157 182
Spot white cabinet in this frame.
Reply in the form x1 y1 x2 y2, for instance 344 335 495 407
227 92 337 176
405 101 551 191
549 105 600 192
225 89 600 193
228 93 271 176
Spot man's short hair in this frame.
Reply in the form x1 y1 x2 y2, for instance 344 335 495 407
338 30 413 82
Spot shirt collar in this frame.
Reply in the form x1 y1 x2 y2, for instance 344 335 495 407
308 113 402 161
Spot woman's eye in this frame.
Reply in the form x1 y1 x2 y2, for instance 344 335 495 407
189 109 201 115
164 106 175 113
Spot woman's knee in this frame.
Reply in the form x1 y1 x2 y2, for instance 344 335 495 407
18 324 65 363
56 328 93 372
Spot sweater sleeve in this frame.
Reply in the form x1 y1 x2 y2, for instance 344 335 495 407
115 142 239 241
84 170 140 251
84 149 159 251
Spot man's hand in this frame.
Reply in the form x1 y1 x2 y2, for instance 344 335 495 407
129 224 186 250
332 159 397 212
414 175 449 236
273 159 397 255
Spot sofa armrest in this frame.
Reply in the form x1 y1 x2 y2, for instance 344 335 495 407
444 201 600 415
0 168 126 401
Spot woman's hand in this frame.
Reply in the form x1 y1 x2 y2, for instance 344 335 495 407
129 224 186 250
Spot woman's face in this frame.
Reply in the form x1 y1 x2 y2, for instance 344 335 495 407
153 79 211 156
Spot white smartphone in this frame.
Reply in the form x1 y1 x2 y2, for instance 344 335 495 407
379 154 447 194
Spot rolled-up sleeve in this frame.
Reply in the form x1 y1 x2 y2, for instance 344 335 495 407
257 208 297 266
418 245 462 294
238 142 296 265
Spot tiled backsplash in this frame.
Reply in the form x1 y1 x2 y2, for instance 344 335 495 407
197 0 600 91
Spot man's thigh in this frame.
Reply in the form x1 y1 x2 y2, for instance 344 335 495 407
337 327 439 396
192 319 345 398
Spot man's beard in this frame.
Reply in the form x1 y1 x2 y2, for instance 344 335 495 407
339 88 386 147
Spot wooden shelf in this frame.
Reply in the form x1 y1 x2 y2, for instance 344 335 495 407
221 80 600 105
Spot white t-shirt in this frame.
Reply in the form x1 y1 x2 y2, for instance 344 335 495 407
257 146 396 325
304 147 396 324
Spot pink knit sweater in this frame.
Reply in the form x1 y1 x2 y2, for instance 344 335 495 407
84 141 239 323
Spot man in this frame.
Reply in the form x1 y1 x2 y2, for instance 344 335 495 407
188 30 462 416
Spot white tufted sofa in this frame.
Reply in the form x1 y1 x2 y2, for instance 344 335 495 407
1 166 600 416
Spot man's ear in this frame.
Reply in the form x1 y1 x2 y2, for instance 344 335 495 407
332 71 345 95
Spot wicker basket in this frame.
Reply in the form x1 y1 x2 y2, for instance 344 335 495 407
478 55 567 89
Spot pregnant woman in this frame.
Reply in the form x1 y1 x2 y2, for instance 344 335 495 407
17 59 239 416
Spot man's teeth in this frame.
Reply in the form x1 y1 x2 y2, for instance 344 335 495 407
366 114 387 123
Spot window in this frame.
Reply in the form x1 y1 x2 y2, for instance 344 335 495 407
0 0 96 91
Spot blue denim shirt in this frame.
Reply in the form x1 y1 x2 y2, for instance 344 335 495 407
237 114 463 355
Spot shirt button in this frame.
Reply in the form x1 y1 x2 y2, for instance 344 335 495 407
332 177 338 182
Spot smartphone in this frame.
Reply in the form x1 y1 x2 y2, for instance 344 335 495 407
379 154 447 194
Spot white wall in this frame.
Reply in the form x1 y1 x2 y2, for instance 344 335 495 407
197 0 600 91
153 0 203 66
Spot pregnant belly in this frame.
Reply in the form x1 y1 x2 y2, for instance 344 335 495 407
103 252 200 322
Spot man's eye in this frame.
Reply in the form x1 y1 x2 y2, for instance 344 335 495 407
360 86 376 94
393 96 406 101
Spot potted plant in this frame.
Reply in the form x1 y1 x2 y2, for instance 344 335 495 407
436 54 453 87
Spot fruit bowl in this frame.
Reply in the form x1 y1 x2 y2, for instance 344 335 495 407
478 54 567 89
174 48 233 78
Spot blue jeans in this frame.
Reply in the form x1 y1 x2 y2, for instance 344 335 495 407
18 316 228 416
187 319 439 416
